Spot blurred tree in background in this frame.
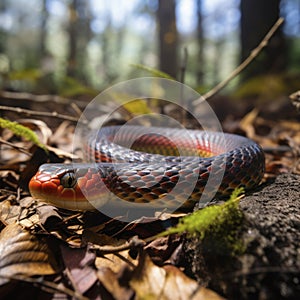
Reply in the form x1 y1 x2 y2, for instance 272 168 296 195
66 0 92 81
0 0 299 97
240 0 286 79
157 0 178 79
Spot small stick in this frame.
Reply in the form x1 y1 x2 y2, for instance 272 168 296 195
179 47 188 125
0 137 32 156
0 90 80 105
0 105 87 124
193 17 284 104
0 274 89 300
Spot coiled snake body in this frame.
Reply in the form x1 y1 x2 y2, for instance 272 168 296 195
29 126 265 211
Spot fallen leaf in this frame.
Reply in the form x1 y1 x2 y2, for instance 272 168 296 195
145 235 182 265
0 196 39 227
37 204 63 229
0 199 20 225
60 244 98 295
97 267 134 300
0 223 59 285
130 253 224 300
239 108 259 140
95 250 136 274
17 118 52 145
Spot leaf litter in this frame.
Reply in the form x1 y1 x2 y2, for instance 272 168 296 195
0 102 299 299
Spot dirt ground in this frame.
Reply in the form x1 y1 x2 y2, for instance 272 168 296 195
184 173 300 299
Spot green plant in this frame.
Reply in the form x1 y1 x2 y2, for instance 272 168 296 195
159 188 246 255
131 63 175 80
0 118 47 152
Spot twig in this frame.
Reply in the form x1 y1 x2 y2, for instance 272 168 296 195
114 252 136 268
0 105 87 124
180 47 188 125
0 137 32 156
0 274 89 300
0 90 86 106
193 17 284 104
180 47 188 85
94 236 146 255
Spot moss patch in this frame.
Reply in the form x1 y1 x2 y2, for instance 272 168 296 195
160 188 246 255
0 117 47 152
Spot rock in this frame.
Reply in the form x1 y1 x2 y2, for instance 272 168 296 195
182 174 300 300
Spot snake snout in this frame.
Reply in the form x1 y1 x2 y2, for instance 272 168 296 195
29 164 110 210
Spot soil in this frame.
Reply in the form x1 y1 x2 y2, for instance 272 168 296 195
183 173 300 300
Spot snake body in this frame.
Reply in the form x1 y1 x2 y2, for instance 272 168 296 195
29 126 265 211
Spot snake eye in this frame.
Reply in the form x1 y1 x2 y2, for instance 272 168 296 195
60 172 77 188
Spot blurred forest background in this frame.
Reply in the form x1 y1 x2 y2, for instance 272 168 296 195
0 0 299 99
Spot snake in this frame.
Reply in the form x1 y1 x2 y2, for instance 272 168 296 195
29 126 265 212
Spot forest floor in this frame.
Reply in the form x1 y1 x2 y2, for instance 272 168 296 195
0 92 299 299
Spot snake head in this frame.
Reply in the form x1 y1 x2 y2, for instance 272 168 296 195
29 163 110 210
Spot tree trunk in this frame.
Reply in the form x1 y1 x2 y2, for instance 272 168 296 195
157 0 178 79
39 0 48 59
196 0 204 85
66 0 92 81
240 0 286 78
67 0 78 78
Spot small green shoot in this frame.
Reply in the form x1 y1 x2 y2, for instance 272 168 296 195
159 187 246 255
0 118 47 152
131 63 175 80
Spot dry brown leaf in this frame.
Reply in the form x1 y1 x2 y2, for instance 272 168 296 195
0 223 59 285
85 229 137 273
0 199 21 225
239 108 259 140
60 244 98 295
46 145 79 160
130 254 224 300
49 121 75 153
163 265 224 300
145 235 182 265
37 204 63 228
17 119 52 145
0 170 19 189
0 197 39 227
95 250 136 274
97 267 134 300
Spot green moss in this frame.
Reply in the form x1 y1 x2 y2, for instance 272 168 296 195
159 188 246 255
0 117 47 152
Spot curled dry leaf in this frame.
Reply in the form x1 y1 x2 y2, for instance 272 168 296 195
0 170 19 187
16 118 52 145
130 254 224 300
239 108 259 141
0 223 59 285
48 121 80 159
